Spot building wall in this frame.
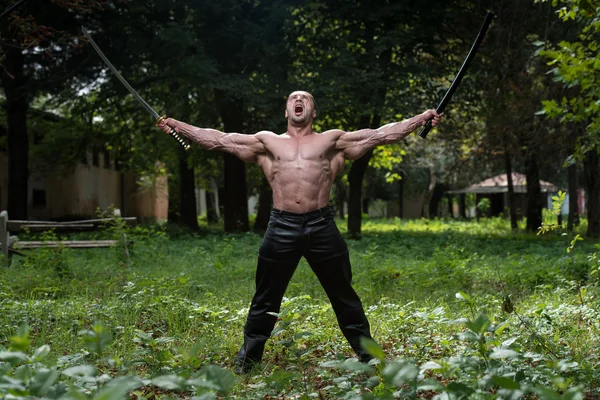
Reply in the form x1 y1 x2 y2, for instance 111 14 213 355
29 163 124 219
0 150 168 222
135 172 169 223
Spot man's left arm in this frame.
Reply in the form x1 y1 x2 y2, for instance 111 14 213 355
335 110 442 160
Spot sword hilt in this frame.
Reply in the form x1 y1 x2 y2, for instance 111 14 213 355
418 119 434 139
156 115 191 151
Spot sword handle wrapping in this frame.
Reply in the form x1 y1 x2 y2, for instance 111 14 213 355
418 119 434 139
156 115 191 151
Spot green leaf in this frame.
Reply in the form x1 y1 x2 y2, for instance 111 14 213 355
32 345 51 361
360 337 385 361
446 382 475 397
14 364 32 381
490 349 519 359
62 365 97 378
491 375 521 390
192 394 217 400
420 361 442 371
79 322 113 356
456 331 479 342
93 376 144 400
9 324 30 352
337 360 375 373
455 291 472 302
293 331 312 339
418 378 444 392
0 351 29 364
29 368 60 396
151 374 188 391
465 314 492 334
201 365 235 394
383 362 419 385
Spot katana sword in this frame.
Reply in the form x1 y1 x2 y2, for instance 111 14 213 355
81 27 191 150
419 11 495 139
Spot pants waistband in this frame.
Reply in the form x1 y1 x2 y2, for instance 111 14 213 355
271 205 333 219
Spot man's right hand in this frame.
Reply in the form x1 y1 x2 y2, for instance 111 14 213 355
157 117 179 135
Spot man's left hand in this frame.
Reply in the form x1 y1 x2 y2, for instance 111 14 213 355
422 110 443 127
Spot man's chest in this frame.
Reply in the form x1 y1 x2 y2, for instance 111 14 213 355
265 135 337 161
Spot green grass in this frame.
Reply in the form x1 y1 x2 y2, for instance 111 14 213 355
1 217 599 399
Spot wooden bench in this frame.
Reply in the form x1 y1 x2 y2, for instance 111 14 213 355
1 210 135 266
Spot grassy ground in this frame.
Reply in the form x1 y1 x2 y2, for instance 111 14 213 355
1 217 599 399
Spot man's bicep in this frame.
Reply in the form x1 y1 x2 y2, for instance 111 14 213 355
335 129 376 148
335 129 382 159
222 131 269 163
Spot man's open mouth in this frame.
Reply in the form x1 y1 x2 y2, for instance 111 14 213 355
294 103 304 115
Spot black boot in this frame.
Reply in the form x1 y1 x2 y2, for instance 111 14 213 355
234 341 262 375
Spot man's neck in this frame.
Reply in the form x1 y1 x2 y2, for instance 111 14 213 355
286 123 313 137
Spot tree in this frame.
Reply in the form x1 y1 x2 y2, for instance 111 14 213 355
537 0 600 237
288 0 462 237
0 0 107 219
460 0 569 231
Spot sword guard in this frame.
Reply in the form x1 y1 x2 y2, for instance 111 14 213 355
156 115 191 151
155 115 166 126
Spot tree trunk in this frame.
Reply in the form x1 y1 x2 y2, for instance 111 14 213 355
422 167 436 218
216 91 249 232
429 183 446 218
583 149 600 238
524 151 543 232
253 177 272 233
504 146 518 230
458 194 466 219
446 194 453 218
205 178 219 224
178 149 198 230
3 47 29 220
567 162 578 231
347 114 379 239
398 172 405 218
348 149 373 239
362 196 369 215
167 85 197 230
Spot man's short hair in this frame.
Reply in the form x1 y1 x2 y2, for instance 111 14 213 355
288 91 317 110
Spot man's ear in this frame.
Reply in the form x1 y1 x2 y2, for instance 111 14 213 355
312 110 317 118
285 110 288 118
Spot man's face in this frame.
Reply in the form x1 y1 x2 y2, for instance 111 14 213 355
285 91 316 125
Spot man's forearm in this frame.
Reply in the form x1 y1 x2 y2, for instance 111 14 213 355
176 121 225 151
375 114 426 143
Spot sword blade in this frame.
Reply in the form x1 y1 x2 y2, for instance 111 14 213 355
82 27 190 151
81 27 160 120
418 12 495 139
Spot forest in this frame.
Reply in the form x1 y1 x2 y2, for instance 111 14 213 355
0 0 599 399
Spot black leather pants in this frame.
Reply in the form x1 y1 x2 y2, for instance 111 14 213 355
235 206 373 368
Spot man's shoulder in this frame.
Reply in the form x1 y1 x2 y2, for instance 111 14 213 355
255 130 278 136
321 129 346 137
254 130 279 142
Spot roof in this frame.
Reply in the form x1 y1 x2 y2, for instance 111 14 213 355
448 173 558 194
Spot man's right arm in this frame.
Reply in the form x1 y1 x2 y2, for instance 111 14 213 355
158 118 269 163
